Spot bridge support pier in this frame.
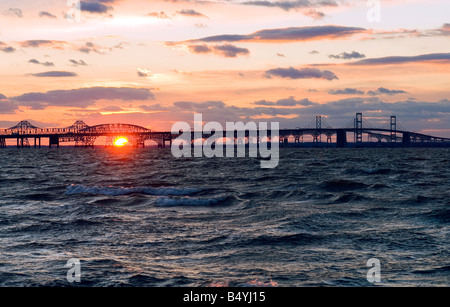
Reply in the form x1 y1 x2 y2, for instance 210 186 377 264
49 135 59 148
0 138 5 148
16 137 30 148
336 130 347 148
34 137 41 148
402 132 411 147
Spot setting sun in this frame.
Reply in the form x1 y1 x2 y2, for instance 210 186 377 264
114 137 129 146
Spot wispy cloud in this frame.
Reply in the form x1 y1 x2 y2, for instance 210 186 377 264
3 8 22 18
11 87 155 110
28 59 55 67
254 96 315 106
179 25 367 44
241 0 338 11
19 40 68 49
177 9 208 18
328 88 364 95
146 11 172 19
38 11 57 19
31 71 77 77
0 42 16 53
348 53 450 65
265 67 338 80
329 51 365 60
69 59 88 66
368 87 408 96
188 44 250 57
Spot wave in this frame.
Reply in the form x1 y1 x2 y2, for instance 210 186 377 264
155 195 234 207
320 179 367 191
65 184 203 197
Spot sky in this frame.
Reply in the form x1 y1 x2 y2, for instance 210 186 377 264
0 0 449 136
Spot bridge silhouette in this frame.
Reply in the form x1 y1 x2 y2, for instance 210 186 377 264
1 113 449 148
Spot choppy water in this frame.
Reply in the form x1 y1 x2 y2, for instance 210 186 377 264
0 147 449 287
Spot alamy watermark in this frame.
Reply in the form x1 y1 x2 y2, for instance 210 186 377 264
171 114 279 169
66 0 81 23
65 258 81 283
366 258 381 283
367 0 381 23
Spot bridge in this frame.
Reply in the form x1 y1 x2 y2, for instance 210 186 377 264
1 113 450 148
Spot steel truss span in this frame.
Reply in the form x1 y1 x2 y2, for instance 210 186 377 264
1 113 450 148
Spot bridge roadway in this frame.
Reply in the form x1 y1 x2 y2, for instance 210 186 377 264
1 120 450 148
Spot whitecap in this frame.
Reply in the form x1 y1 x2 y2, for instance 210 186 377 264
65 184 202 196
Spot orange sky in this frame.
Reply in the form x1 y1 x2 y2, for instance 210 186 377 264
0 0 449 136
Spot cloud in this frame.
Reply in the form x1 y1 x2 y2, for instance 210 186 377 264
19 40 68 49
188 44 250 57
11 87 155 110
329 51 365 60
77 41 125 54
368 87 408 96
188 44 211 54
29 59 55 67
241 0 338 11
137 68 152 77
177 9 208 18
31 71 78 77
0 94 18 114
0 42 16 53
254 96 315 106
348 53 450 65
39 11 57 19
69 59 88 66
328 88 364 95
181 25 366 44
3 8 22 18
78 41 104 54
80 1 114 14
146 11 171 19
265 67 338 80
212 44 250 58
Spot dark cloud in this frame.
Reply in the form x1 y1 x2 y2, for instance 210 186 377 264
213 44 250 58
348 53 450 65
328 88 364 95
182 25 366 44
20 40 67 48
368 87 408 96
241 0 338 11
29 59 55 67
0 95 18 114
254 96 315 106
329 51 365 60
11 87 155 110
265 67 338 81
188 44 250 57
189 44 211 53
31 71 78 77
78 41 103 54
69 59 88 66
0 42 16 53
39 11 57 19
80 1 114 14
